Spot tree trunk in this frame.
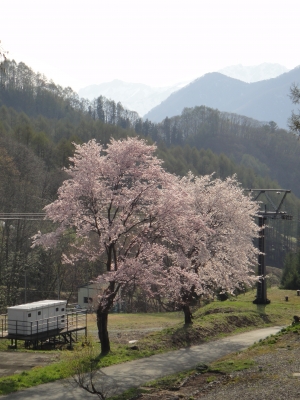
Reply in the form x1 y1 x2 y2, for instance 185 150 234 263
183 304 193 325
97 309 110 354
96 281 119 354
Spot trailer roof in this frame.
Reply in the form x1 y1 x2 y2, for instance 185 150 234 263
8 300 67 310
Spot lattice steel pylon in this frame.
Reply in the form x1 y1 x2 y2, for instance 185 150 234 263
246 189 292 305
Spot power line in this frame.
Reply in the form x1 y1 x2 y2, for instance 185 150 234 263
0 213 46 220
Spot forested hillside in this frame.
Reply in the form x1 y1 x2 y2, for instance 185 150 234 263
0 60 298 312
0 59 140 127
138 106 300 198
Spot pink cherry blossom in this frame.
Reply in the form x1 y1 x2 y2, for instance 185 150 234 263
33 138 259 352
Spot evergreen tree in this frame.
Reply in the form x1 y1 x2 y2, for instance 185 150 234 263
281 251 300 290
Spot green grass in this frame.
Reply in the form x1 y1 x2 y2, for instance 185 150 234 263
1 286 300 396
0 339 12 351
86 310 183 331
0 361 71 395
210 358 256 374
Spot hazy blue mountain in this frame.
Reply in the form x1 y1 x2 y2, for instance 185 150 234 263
218 63 289 82
78 80 187 116
78 64 289 119
144 67 300 128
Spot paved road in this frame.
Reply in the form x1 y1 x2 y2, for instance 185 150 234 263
2 326 283 399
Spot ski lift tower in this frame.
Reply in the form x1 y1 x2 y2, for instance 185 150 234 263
247 189 292 305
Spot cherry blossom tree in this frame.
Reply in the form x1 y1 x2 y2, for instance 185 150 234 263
33 137 189 353
33 137 259 353
163 173 260 324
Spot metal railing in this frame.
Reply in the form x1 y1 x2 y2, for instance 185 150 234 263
0 310 87 338
0 314 7 337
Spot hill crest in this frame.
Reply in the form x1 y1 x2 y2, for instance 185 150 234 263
144 68 300 128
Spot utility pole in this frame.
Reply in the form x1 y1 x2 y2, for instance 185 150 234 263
247 189 292 305
24 268 27 303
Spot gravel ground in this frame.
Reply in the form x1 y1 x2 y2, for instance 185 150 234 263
200 339 300 400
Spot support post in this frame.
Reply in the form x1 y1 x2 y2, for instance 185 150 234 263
253 216 270 304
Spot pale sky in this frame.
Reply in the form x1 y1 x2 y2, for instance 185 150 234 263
1 0 299 91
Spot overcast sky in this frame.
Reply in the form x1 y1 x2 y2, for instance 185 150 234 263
1 0 299 91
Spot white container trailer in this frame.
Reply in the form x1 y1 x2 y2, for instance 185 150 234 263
7 300 67 336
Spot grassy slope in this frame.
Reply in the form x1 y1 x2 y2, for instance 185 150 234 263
0 287 299 396
136 287 297 352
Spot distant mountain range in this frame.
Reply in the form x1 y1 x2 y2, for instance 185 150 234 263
144 67 300 128
218 63 289 83
78 80 187 117
78 63 289 118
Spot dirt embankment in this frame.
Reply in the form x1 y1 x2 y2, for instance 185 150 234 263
136 311 270 352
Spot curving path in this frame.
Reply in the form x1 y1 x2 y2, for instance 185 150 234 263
1 326 283 399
